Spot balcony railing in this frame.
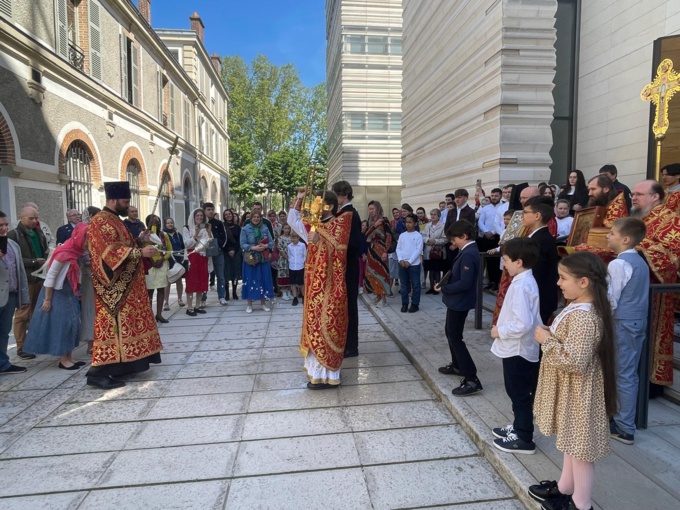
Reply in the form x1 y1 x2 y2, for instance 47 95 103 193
68 42 85 71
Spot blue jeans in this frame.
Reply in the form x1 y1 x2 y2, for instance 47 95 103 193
0 292 18 371
612 318 646 435
212 252 226 300
399 264 421 306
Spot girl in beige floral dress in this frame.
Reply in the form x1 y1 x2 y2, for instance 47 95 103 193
530 252 617 510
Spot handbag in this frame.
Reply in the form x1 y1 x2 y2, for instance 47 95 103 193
167 262 186 284
205 237 220 257
429 246 443 260
244 250 260 266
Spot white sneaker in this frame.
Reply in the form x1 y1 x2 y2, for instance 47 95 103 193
262 304 271 312
219 298 228 306
245 305 253 314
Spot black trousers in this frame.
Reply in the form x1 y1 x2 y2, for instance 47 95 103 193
476 235 501 285
444 309 477 379
502 356 539 443
344 254 360 354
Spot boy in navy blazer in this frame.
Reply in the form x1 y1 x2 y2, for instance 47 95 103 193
435 220 483 396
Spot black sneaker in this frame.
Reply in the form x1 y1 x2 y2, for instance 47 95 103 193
17 350 36 360
493 433 536 454
292 297 299 306
529 480 562 502
566 499 592 510
609 422 634 445
195 308 207 314
400 304 408 312
451 377 482 396
408 305 419 313
541 494 573 510
0 364 27 375
438 363 461 375
492 424 514 439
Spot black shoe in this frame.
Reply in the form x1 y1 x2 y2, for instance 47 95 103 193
292 297 299 306
609 422 634 445
401 304 408 313
201 292 208 301
186 309 198 317
0 364 27 375
58 362 81 371
483 283 493 290
86 376 125 389
432 291 440 295
490 283 499 292
344 349 359 358
541 494 573 510
408 305 419 313
438 363 462 375
300 296 304 303
493 433 536 454
566 499 592 510
425 289 435 295
492 424 514 439
73 361 87 367
156 315 169 324
17 350 36 360
529 480 562 502
306 381 337 390
451 377 483 396
195 308 207 314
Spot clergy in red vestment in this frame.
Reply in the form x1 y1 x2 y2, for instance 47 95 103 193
288 189 352 390
661 163 680 215
85 181 162 389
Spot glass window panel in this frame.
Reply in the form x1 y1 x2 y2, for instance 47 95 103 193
390 113 402 131
65 142 91 212
391 37 402 55
367 36 388 54
126 163 140 209
367 112 389 130
346 35 365 54
347 112 366 130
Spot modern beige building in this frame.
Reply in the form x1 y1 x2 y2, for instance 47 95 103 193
0 0 229 234
326 0 403 215
400 0 680 208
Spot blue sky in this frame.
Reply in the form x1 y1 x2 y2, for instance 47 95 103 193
146 0 327 87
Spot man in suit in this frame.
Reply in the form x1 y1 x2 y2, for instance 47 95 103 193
55 209 82 245
445 189 476 268
332 181 362 358
522 197 559 324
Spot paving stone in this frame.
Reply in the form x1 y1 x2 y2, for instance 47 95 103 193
263 335 300 347
97 443 238 487
340 351 410 368
175 360 259 379
0 422 141 458
197 338 265 350
354 424 478 464
145 393 249 419
125 415 244 449
0 452 115 497
0 492 87 509
253 371 308 391
67 380 170 403
257 358 302 374
338 380 435 406
163 375 255 396
225 468 372 509
188 348 262 363
156 333 205 344
259 346 300 359
78 481 228 510
40 399 156 426
157 341 200 353
11 367 83 390
234 433 360 476
248 387 341 412
363 458 514 509
343 401 455 431
242 407 350 440
352 340 402 353
120 365 183 381
341 365 422 386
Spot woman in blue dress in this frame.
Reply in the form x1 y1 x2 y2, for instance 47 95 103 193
240 210 274 313
24 222 88 370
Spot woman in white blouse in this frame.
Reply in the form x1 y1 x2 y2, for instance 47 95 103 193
182 208 212 317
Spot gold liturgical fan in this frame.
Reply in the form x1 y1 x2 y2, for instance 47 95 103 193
641 58 680 179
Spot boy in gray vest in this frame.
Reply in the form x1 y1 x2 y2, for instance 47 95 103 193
606 217 649 444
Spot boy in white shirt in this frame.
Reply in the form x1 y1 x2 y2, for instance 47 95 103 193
554 199 573 240
287 232 307 306
396 213 424 313
490 237 542 455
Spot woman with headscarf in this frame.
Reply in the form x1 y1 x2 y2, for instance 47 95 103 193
222 209 242 300
80 206 100 355
183 208 211 316
23 222 89 369
144 214 172 323
363 200 393 307
162 217 186 309
240 210 274 313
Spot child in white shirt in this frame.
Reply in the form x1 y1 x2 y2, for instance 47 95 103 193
490 237 543 455
287 232 307 306
396 213 424 313
555 199 574 239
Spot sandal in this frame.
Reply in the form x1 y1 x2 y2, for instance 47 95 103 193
178 300 186 307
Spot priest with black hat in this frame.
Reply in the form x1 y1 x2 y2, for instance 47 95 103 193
85 181 163 389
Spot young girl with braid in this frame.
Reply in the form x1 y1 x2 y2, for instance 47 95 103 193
530 252 617 510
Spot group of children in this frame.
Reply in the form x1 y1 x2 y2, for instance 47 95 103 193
437 210 648 510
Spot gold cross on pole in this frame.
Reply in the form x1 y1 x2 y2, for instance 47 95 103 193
641 59 680 179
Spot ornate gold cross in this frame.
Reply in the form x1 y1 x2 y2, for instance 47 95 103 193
641 59 680 178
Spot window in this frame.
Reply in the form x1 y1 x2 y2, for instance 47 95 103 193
126 161 140 209
0 0 12 19
390 112 401 131
346 35 365 54
200 177 208 205
367 36 388 54
170 84 176 130
347 112 366 130
88 0 102 80
121 35 139 105
160 171 171 221
367 112 389 131
183 98 191 141
183 177 192 222
391 37 402 55
65 141 92 212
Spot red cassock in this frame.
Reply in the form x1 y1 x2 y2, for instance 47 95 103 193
88 211 162 366
299 211 352 372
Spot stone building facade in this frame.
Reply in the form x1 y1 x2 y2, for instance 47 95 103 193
326 0 403 216
0 0 229 235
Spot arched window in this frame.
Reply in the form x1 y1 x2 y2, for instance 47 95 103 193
210 181 218 208
126 160 140 209
199 176 208 205
160 171 172 222
65 141 92 212
183 177 192 223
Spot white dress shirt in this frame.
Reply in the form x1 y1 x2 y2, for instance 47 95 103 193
491 269 542 361
396 230 423 266
494 201 509 235
287 242 307 271
606 249 635 311
556 216 573 238
440 208 448 224
478 203 500 236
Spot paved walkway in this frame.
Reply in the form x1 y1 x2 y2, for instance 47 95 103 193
0 294 524 509
366 289 680 510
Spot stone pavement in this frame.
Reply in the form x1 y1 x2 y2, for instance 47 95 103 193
366 289 680 510
0 293 525 509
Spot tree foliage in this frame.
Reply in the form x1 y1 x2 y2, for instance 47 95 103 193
221 55 327 207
